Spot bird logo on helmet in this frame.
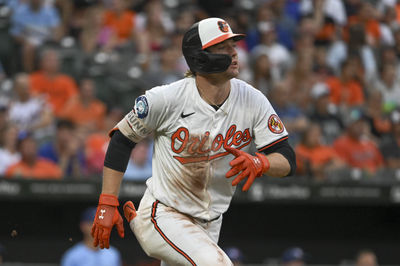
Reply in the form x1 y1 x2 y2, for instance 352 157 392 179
218 21 229 33
182 17 245 74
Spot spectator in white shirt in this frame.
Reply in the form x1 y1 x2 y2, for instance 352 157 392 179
8 73 54 142
0 124 20 176
374 63 400 111
251 22 292 82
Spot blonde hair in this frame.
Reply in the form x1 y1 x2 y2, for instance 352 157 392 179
184 70 196 77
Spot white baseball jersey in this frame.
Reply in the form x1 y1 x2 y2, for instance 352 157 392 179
117 77 288 221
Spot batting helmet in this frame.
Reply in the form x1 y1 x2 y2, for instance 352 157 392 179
182 17 245 74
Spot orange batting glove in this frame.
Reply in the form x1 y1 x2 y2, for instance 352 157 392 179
225 146 270 191
123 201 137 222
91 194 124 249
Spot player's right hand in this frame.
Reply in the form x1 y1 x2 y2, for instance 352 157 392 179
225 146 270 191
91 194 124 249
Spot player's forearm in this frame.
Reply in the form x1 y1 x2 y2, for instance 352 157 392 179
101 166 124 196
264 153 291 177
101 129 137 196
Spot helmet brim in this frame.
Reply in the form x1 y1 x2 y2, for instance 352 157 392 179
202 33 245 49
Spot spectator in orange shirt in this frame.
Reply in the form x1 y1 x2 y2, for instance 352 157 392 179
79 5 117 55
85 133 109 176
333 108 384 175
29 48 78 117
60 77 106 132
296 123 344 180
5 131 62 179
396 1 400 24
85 107 124 175
346 2 381 47
103 0 136 44
325 58 365 108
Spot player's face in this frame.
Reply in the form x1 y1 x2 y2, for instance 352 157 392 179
207 39 239 78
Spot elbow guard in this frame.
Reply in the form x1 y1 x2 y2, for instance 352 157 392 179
104 130 136 172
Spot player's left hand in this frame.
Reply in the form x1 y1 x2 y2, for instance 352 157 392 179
91 194 124 249
123 201 137 222
225 146 270 191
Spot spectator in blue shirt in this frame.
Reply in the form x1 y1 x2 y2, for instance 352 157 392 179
269 81 310 146
9 0 61 72
61 207 122 266
281 246 307 266
224 246 244 266
124 139 152 180
38 119 86 178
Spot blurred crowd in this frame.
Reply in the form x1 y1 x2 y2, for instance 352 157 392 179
0 0 399 181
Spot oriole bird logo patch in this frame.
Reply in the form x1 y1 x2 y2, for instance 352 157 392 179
268 114 284 134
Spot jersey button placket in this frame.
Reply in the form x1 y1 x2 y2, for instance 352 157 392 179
211 115 218 129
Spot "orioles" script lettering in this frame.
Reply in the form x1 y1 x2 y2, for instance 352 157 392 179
171 125 252 164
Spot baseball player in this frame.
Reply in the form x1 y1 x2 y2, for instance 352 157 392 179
91 17 296 265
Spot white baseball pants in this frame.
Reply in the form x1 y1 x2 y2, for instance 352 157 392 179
129 189 233 266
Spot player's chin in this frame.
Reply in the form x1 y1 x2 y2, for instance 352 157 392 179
226 66 239 78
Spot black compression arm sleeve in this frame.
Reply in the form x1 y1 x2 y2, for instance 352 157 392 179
104 130 136 172
260 138 296 176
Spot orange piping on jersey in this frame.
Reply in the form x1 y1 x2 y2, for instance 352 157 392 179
151 201 197 266
108 127 119 138
108 119 134 137
173 141 252 164
125 120 134 131
173 153 226 164
258 136 288 152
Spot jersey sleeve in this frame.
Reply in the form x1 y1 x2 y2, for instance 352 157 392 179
115 86 168 142
252 90 288 150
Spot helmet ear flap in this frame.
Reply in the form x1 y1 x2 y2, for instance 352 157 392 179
207 53 232 69
195 51 209 65
190 51 231 74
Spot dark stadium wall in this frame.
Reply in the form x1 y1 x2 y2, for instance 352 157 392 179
1 199 400 264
